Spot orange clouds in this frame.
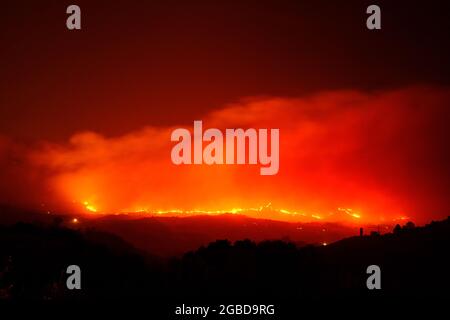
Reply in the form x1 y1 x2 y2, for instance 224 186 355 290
1 86 449 224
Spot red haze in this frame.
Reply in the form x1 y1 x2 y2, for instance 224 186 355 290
0 86 449 224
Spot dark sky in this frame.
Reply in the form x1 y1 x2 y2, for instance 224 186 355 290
1 0 450 141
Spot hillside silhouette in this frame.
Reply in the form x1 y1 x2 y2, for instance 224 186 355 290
171 219 450 299
1 207 449 304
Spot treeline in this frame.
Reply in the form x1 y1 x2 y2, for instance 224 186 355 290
1 216 449 301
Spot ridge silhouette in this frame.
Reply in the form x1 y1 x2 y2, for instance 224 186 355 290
1 208 449 301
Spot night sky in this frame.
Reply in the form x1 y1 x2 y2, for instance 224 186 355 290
2 0 450 140
1 0 450 224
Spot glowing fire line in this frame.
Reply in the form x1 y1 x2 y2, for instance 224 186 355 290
81 201 367 221
79 200 413 224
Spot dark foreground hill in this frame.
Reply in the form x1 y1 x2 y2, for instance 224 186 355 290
1 215 449 304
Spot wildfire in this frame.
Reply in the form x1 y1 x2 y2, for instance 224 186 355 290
73 200 415 226
338 208 361 219
83 201 97 213
107 203 364 223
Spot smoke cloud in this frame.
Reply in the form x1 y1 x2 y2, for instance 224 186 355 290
1 86 449 223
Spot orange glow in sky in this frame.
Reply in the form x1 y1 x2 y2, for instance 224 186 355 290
1 87 449 225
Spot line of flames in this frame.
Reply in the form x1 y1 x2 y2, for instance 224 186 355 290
82 201 375 221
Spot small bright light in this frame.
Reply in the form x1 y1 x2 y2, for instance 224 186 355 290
72 218 78 223
322 242 327 246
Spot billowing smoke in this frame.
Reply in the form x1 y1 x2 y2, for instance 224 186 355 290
1 86 449 224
